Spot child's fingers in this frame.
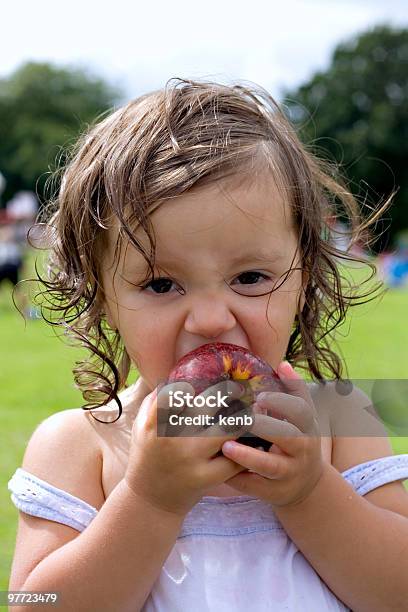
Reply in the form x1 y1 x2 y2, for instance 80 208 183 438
221 440 290 480
254 392 317 434
155 382 196 435
136 387 159 431
195 419 249 440
277 361 313 405
245 413 304 456
200 453 249 487
250 412 301 438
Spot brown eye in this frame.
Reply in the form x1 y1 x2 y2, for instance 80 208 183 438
141 277 184 295
231 271 275 296
234 271 270 286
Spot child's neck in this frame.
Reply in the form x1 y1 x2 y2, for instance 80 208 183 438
123 377 152 415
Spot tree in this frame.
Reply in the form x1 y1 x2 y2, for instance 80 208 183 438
282 25 408 251
0 62 122 205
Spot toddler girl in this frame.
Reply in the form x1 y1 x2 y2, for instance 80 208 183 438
8 78 408 611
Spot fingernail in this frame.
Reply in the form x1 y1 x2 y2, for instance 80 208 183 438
223 441 238 453
281 361 292 373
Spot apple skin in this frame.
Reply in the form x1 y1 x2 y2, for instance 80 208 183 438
166 342 286 450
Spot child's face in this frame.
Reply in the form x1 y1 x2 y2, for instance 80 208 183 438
101 171 306 390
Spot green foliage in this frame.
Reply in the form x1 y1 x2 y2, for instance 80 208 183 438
0 62 122 204
283 25 408 250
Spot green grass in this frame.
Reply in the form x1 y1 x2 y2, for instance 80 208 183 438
0 310 85 588
332 263 408 379
1 254 408 589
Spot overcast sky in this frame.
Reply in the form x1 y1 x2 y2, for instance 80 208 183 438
2 0 408 102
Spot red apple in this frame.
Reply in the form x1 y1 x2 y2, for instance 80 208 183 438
166 342 286 450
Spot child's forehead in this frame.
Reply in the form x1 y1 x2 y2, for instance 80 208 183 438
105 171 297 264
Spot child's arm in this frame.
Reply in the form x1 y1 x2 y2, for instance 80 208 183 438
271 384 408 612
222 367 408 611
9 410 185 612
272 461 408 612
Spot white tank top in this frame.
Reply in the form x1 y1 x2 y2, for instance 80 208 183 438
8 454 408 611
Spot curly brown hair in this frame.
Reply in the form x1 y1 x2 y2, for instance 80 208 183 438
28 77 393 423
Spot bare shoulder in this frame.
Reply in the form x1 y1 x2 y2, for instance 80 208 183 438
314 380 408 519
9 408 106 591
310 380 394 472
21 407 105 509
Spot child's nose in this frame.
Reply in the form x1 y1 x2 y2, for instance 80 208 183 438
184 296 236 338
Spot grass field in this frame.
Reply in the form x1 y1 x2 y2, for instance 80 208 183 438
1 254 408 589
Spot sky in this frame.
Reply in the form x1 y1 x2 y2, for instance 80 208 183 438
2 0 408 102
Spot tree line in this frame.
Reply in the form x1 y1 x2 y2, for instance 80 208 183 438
0 24 407 250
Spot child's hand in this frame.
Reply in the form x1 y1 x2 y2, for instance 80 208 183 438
221 362 324 508
124 380 247 517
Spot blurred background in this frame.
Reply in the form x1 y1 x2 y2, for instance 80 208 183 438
1 0 408 588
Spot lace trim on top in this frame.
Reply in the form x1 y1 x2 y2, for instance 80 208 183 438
341 454 408 495
8 454 408 535
180 454 408 538
8 468 98 532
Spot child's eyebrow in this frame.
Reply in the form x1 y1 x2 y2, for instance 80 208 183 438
227 250 284 266
154 249 285 269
